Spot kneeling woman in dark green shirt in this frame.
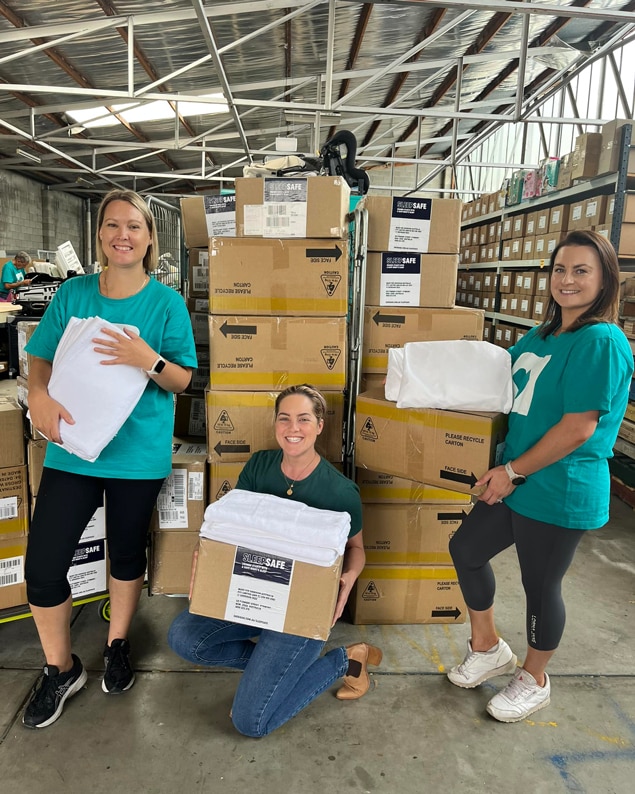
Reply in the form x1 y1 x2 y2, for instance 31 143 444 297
169 383 382 737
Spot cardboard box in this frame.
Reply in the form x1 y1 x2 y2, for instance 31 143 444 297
501 217 514 240
181 195 236 249
584 195 607 227
511 214 526 239
151 440 207 531
363 196 461 254
571 133 602 180
189 347 210 394
597 119 632 175
355 469 471 504
206 389 344 463
0 399 25 468
174 393 206 438
209 315 346 391
362 502 472 565
0 466 29 539
0 534 28 610
519 271 536 295
27 438 47 498
532 295 547 322
365 252 458 308
187 248 209 296
557 152 572 190
568 200 586 231
509 237 522 260
617 224 635 256
362 306 484 373
355 390 507 494
235 176 350 240
190 536 342 640
17 320 39 379
190 311 210 347
187 296 209 314
349 564 466 624
209 236 349 316
149 530 199 596
521 236 536 261
549 204 569 233
498 271 514 293
524 212 537 237
208 460 245 502
534 270 550 296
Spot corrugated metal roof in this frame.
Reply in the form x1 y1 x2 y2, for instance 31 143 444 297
0 0 632 198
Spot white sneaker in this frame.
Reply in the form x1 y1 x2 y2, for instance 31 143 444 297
447 639 517 688
486 668 551 723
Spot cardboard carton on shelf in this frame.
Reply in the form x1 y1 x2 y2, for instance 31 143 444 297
364 252 458 309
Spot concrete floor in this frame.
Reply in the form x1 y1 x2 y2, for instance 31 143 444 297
1 378 634 793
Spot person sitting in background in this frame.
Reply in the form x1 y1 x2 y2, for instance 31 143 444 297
0 251 33 301
168 383 382 738
447 230 633 723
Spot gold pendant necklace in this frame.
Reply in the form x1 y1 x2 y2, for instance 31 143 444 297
281 454 318 496
101 270 148 298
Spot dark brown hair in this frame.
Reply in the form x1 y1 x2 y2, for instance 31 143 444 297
538 229 620 338
275 384 327 424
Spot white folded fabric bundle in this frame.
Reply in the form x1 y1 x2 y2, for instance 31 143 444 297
384 347 404 401
199 489 350 567
387 339 513 413
31 316 149 462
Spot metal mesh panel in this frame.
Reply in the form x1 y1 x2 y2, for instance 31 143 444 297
146 197 183 293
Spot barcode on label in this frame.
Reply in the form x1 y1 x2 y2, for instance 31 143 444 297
0 497 18 520
0 556 24 587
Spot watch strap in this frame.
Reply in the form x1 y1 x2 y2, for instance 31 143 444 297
145 356 166 375
504 460 526 484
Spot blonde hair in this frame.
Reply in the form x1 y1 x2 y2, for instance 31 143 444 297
95 189 158 272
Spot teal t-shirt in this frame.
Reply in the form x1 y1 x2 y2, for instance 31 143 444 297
237 449 362 537
504 323 633 529
1 261 27 297
25 273 197 479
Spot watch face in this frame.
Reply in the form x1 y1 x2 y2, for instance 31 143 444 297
154 358 166 374
512 475 526 485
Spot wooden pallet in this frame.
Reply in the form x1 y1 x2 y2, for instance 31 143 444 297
611 476 635 510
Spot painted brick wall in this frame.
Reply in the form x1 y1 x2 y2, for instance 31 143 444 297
0 170 87 263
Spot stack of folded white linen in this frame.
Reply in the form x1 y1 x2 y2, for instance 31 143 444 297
385 339 513 413
199 489 350 567
31 315 149 462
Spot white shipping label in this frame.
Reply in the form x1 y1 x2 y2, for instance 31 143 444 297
192 266 209 293
224 546 294 632
79 505 106 543
0 497 18 521
379 253 421 306
243 204 264 236
572 205 583 221
388 198 432 252
0 555 24 588
67 538 107 598
188 471 204 502
188 399 206 438
156 468 188 528
261 178 309 238
204 195 236 237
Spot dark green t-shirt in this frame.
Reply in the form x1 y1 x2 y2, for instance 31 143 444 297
236 449 362 537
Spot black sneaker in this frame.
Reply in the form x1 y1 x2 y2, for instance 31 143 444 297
102 638 135 694
22 654 87 729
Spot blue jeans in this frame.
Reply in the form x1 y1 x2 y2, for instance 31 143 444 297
168 609 349 737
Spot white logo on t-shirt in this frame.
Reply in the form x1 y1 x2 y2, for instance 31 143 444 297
511 352 551 416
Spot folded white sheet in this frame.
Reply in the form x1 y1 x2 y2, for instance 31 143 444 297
30 316 149 462
200 489 350 567
387 339 513 413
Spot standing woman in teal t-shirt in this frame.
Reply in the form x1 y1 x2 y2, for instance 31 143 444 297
447 230 633 724
22 190 197 729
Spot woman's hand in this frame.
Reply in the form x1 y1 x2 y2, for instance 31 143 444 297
28 388 74 444
475 465 515 505
332 570 357 626
92 326 157 371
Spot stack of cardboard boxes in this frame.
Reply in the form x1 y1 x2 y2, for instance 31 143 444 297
351 195 503 625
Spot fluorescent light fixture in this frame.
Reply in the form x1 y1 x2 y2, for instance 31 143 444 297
75 176 93 186
284 110 342 125
66 95 228 129
16 147 41 163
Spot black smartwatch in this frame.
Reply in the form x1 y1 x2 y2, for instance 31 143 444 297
504 461 527 486
145 356 167 375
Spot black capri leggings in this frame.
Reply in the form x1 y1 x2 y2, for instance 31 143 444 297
26 467 164 608
449 501 586 651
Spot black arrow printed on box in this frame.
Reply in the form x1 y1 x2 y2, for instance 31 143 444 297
431 607 462 620
214 442 251 456
372 311 405 325
305 245 342 261
436 510 469 521
440 471 478 487
220 321 258 337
